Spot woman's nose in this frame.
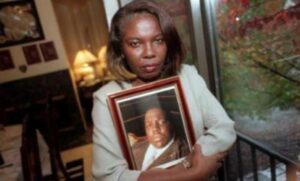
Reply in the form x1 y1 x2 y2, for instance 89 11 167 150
143 43 155 58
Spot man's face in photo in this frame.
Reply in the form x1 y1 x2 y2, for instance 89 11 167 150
144 108 171 148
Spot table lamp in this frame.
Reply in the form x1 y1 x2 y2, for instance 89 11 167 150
73 49 97 85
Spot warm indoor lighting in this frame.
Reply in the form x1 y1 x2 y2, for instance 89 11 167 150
97 46 107 68
96 46 107 77
73 49 97 85
74 64 94 75
74 49 97 68
97 45 114 80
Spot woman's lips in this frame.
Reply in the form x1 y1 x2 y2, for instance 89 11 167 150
142 64 159 73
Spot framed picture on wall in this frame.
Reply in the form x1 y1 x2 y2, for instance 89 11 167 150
0 49 14 70
107 76 195 170
23 44 42 65
0 0 44 48
39 41 58 62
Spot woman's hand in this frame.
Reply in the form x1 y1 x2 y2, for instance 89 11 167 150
186 144 228 180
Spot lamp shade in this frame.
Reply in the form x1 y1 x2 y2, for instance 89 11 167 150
98 46 108 69
74 49 97 67
97 46 107 62
74 65 94 75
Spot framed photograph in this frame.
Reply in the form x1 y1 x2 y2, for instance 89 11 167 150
39 41 58 62
23 44 42 65
0 49 14 70
107 76 195 170
0 0 44 48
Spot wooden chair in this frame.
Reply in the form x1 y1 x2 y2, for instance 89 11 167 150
21 114 43 181
20 98 74 180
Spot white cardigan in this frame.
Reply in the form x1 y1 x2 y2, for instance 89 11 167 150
92 64 236 181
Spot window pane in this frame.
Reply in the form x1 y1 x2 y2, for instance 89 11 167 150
152 0 195 64
215 0 300 164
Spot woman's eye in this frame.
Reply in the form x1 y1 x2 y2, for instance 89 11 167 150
129 41 140 48
155 38 164 44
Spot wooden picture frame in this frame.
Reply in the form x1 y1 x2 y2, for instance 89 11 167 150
0 49 14 70
39 41 58 62
23 44 42 65
107 76 195 170
0 0 44 48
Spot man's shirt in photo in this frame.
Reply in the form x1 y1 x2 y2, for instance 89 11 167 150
141 137 175 170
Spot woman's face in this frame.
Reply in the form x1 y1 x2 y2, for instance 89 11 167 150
121 13 167 82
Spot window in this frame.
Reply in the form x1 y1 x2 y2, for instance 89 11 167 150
213 0 300 169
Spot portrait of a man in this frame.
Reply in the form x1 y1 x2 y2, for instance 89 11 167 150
109 78 195 170
131 107 189 170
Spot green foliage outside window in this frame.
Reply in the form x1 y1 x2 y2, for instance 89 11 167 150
216 0 300 120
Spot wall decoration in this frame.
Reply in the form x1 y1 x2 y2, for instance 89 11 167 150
0 49 14 70
18 64 27 73
0 0 44 48
39 41 58 62
107 76 195 170
23 44 42 65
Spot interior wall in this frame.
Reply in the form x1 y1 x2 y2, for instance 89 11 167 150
0 0 69 84
103 0 133 29
52 0 109 67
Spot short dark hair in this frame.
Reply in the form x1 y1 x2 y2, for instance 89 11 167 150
144 107 173 129
107 0 185 81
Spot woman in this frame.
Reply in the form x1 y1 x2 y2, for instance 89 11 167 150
92 1 236 180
